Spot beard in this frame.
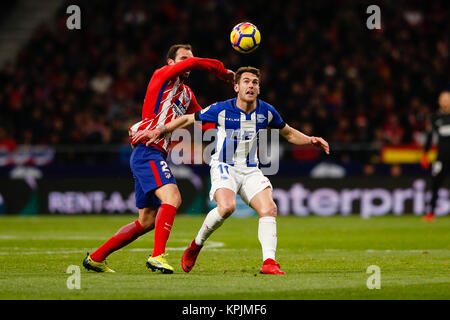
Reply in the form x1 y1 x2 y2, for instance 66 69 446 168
180 72 190 82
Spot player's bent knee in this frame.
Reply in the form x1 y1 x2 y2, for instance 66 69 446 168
259 203 278 218
140 220 155 232
218 202 236 218
138 215 156 232
155 184 182 208
171 194 182 209
162 193 182 208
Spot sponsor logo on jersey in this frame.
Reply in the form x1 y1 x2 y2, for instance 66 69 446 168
257 114 266 123
172 99 188 117
201 106 211 114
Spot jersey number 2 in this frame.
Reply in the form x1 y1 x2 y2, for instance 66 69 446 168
160 161 169 173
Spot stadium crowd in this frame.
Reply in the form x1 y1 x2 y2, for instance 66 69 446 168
0 0 449 162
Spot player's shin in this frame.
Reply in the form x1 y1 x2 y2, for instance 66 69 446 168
195 208 225 245
258 216 277 261
90 219 145 262
152 203 177 257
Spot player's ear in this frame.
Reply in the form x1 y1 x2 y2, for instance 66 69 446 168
234 82 239 93
167 58 175 65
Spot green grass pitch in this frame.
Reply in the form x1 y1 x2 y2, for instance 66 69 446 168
0 214 449 300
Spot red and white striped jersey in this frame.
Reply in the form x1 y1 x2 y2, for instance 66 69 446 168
129 57 228 153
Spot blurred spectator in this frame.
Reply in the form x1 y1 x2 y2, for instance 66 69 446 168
390 164 403 178
0 126 17 151
90 71 113 95
382 114 405 145
363 164 375 176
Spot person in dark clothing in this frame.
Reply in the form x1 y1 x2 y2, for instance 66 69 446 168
421 90 450 221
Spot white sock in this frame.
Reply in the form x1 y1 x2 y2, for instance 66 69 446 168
195 208 225 246
258 216 277 261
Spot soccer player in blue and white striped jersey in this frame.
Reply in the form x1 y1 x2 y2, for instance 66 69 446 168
132 66 329 274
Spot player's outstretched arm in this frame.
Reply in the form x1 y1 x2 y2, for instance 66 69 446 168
279 124 330 154
131 114 196 146
163 57 235 84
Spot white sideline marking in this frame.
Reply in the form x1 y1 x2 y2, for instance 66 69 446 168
322 249 450 253
0 241 225 255
0 250 84 255
0 235 110 240
364 249 445 253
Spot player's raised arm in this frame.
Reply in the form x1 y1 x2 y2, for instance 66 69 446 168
131 114 196 146
162 56 234 83
279 124 330 154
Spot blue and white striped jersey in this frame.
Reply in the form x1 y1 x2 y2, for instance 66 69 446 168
194 98 286 166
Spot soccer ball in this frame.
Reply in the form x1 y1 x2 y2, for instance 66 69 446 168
230 22 261 54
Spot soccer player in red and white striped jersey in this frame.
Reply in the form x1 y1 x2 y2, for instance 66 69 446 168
83 44 234 273
129 46 232 151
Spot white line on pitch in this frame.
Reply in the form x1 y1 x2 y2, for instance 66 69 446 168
0 241 225 255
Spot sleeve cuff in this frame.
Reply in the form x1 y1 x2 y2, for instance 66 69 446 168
270 121 286 129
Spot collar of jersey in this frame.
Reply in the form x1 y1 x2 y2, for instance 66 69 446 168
232 98 259 116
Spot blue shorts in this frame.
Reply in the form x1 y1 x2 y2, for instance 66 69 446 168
130 144 177 208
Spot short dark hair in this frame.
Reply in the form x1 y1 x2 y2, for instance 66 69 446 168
166 44 192 61
235 66 261 83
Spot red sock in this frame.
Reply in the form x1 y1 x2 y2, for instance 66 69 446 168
152 204 177 257
91 220 145 262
